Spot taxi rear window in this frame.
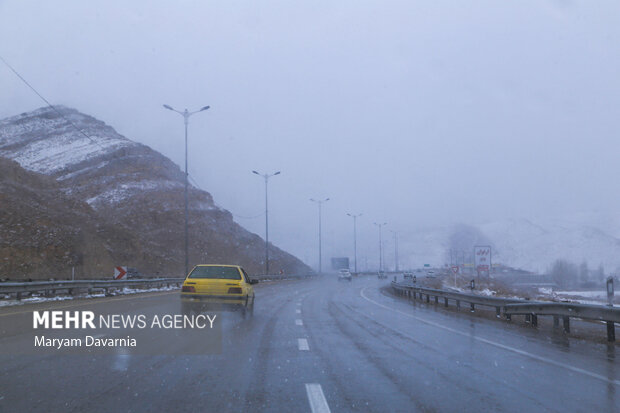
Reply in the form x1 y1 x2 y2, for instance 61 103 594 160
188 266 241 280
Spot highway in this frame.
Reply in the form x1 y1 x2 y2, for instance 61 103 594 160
0 276 618 412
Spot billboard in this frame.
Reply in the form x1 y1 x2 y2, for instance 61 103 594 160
474 246 491 272
331 257 350 270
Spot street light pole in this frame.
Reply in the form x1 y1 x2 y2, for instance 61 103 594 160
374 222 387 272
347 213 362 273
163 104 210 277
253 170 281 275
389 230 399 272
310 198 330 273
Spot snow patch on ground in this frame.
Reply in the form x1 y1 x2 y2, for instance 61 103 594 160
86 180 183 205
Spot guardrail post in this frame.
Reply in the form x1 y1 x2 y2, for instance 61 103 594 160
425 294 430 303
553 316 559 328
444 298 448 307
531 314 538 327
607 321 615 342
563 316 570 333
434 296 438 305
456 300 460 310
525 314 531 323
16 292 22 300
470 303 475 312
495 307 500 318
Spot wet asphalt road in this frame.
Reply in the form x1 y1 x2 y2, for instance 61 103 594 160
0 276 618 412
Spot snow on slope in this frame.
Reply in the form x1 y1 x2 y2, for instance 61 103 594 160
0 107 134 175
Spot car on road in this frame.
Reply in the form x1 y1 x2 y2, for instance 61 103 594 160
377 271 387 279
181 264 257 318
403 272 414 280
338 269 352 281
426 270 436 278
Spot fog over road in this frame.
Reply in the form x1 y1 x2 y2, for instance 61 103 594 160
1 277 617 412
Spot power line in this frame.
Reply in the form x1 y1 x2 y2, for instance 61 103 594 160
0 54 104 149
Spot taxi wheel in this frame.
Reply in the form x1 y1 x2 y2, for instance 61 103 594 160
247 300 254 318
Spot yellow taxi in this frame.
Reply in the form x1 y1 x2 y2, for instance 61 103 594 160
181 264 257 318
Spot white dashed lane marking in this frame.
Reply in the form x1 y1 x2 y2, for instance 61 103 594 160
305 383 331 413
298 338 310 351
295 319 303 326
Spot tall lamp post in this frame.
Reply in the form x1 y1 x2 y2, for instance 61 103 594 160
374 222 387 272
163 104 210 277
347 213 362 274
310 198 330 273
389 230 399 272
253 170 281 275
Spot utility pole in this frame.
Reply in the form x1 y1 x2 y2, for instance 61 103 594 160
389 230 399 272
163 104 210 276
347 213 362 273
374 222 387 272
310 198 330 273
253 170 281 275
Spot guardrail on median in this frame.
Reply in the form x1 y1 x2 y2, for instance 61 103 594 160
391 281 619 342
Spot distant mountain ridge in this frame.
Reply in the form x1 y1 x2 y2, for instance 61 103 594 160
398 218 620 274
0 106 311 279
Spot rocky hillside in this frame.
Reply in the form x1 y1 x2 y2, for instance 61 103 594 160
0 106 311 279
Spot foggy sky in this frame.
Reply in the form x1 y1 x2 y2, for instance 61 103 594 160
1 1 619 270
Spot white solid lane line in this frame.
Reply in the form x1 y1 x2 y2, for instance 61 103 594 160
305 383 331 413
360 287 620 386
298 338 310 351
295 319 303 326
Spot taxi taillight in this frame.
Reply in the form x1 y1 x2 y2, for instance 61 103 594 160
182 285 196 293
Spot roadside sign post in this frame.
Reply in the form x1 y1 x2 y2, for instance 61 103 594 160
474 246 491 279
451 266 459 287
606 277 615 341
470 279 475 291
114 266 127 280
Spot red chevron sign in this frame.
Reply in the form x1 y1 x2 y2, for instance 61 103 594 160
114 266 127 280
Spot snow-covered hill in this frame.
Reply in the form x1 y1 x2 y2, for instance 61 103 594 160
0 106 311 278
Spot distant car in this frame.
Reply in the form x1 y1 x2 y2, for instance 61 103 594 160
377 271 387 279
338 269 352 281
426 270 436 278
403 272 413 279
181 264 257 318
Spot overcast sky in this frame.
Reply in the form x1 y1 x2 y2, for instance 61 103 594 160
1 0 619 269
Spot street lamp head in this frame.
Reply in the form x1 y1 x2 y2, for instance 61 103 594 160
274 171 281 176
252 170 260 175
325 198 330 202
163 104 174 111
199 105 210 112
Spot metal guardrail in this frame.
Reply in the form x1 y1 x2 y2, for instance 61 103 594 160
0 278 185 299
391 281 619 342
0 273 315 300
